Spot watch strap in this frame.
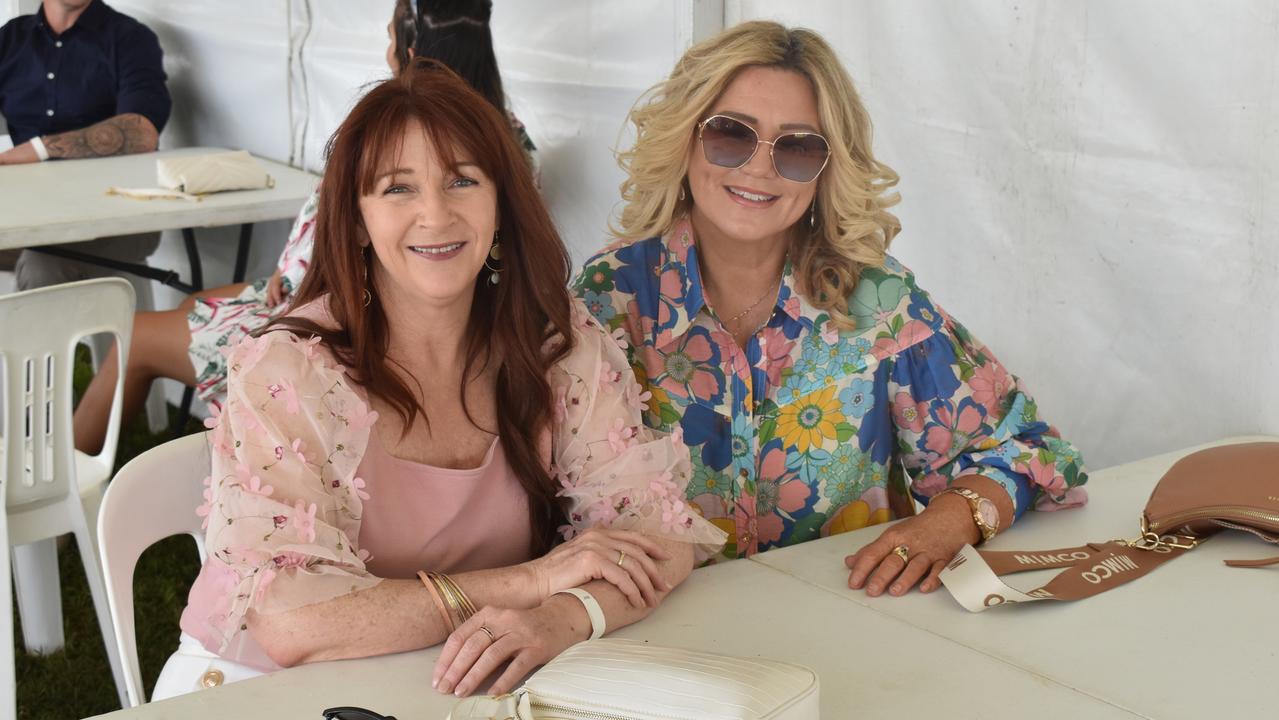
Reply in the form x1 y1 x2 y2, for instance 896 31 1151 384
554 587 606 640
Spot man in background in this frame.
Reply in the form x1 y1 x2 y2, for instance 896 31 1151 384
0 0 170 289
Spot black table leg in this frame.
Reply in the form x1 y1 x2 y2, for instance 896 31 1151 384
172 386 196 440
232 223 254 283
181 228 204 292
172 227 205 437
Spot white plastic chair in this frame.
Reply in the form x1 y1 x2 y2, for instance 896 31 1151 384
0 278 134 715
98 431 209 707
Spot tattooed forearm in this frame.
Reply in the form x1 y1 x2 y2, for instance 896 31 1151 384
43 113 159 159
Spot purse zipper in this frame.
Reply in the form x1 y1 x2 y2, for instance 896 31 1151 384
1213 519 1279 543
1148 506 1279 534
528 701 639 720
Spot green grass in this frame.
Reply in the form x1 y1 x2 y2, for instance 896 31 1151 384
14 348 205 719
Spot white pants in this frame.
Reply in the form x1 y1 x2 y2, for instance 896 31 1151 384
151 632 265 701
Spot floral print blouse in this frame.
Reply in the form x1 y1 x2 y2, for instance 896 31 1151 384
572 219 1088 563
184 298 725 660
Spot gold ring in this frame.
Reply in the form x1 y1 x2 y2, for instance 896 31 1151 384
479 625 496 643
891 544 910 563
617 551 627 567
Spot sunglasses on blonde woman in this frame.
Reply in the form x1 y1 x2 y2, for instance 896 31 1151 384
697 115 831 183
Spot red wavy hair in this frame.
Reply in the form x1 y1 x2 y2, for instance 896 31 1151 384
279 59 574 553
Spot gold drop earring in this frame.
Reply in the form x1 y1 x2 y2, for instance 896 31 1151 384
361 249 372 307
484 231 502 285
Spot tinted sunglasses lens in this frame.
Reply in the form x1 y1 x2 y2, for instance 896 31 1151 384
774 133 830 182
700 116 758 169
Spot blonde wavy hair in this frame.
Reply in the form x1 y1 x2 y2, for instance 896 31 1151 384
612 21 901 329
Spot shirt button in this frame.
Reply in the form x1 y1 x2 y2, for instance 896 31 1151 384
47 72 55 80
200 669 224 688
46 109 54 116
55 41 62 48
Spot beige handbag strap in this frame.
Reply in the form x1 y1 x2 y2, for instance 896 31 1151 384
938 540 1193 612
941 532 1279 612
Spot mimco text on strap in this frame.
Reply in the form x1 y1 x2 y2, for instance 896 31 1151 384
939 441 1279 612
939 541 1191 611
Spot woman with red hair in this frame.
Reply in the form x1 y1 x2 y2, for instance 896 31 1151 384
155 61 724 700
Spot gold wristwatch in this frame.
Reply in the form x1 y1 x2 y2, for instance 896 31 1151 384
939 487 1000 544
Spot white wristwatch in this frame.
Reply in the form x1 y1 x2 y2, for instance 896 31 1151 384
554 587 606 640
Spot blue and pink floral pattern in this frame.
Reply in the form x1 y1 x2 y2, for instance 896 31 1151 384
573 219 1088 563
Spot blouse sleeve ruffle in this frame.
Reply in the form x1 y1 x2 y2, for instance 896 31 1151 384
193 329 380 653
886 301 1088 521
551 301 728 562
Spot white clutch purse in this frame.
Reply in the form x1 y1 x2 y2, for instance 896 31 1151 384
108 150 277 202
156 150 275 195
447 638 819 720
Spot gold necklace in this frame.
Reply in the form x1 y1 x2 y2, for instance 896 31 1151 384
714 276 782 333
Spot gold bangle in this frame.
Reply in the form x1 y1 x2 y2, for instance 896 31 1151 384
428 572 464 628
430 571 477 625
436 572 477 621
430 572 463 622
417 570 455 632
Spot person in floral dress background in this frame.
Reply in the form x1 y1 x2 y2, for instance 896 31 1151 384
575 21 1088 598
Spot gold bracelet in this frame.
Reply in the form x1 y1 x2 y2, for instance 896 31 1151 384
428 572 464 625
439 572 480 621
445 575 475 618
428 571 476 627
417 570 455 632
455 579 477 618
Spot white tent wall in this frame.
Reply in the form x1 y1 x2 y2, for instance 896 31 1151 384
728 1 1279 468
292 1 399 173
489 1 724 259
4 1 1272 469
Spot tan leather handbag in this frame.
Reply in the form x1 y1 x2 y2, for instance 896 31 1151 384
1140 441 1279 562
939 442 1279 611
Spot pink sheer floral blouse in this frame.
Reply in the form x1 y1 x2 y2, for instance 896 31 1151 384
180 297 727 667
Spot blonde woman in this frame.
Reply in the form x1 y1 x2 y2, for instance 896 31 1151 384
574 21 1088 597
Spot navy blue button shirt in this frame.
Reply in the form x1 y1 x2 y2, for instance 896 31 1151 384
0 0 170 146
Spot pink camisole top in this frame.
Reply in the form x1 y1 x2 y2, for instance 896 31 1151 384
355 429 533 579
178 427 533 670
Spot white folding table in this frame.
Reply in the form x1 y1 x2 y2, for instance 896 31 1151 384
752 435 1279 720
85 435 1279 719
0 146 317 293
88 557 1136 720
